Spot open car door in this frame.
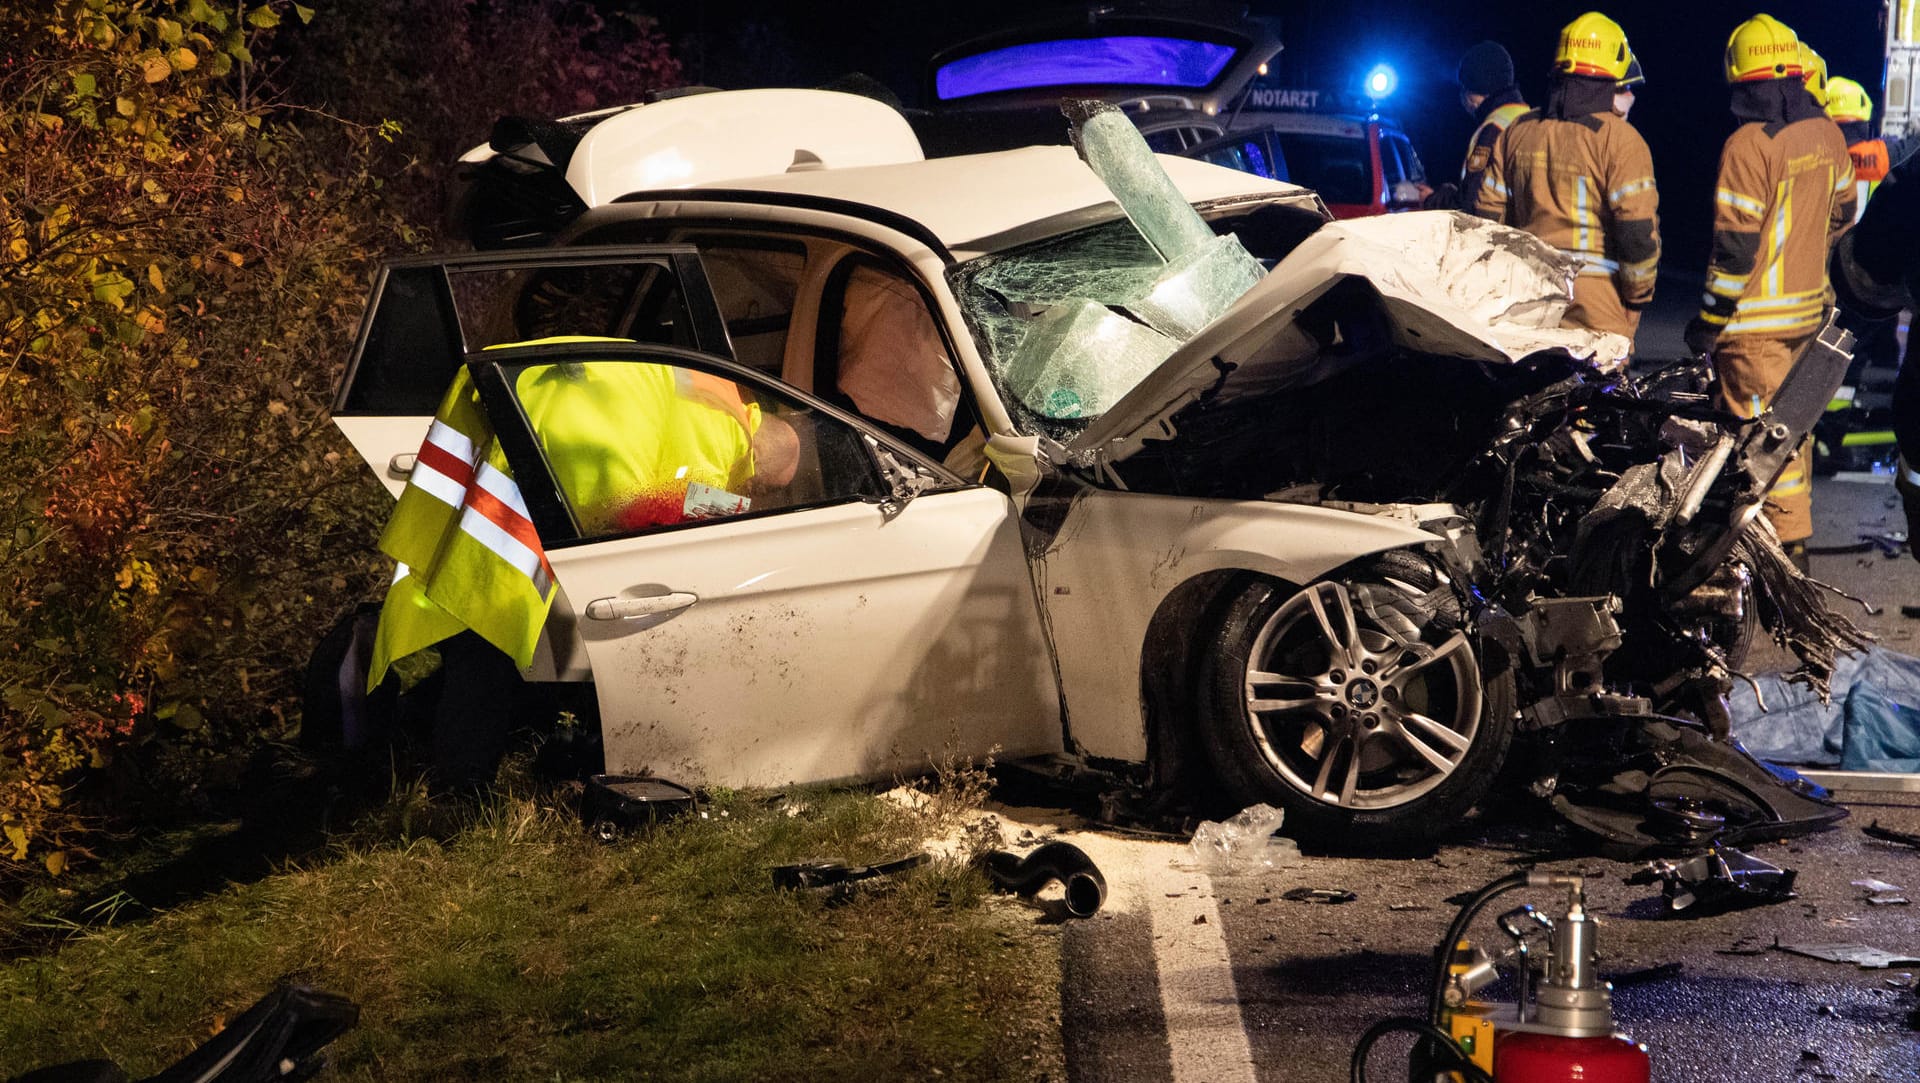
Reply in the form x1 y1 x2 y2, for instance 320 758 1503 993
333 245 732 496
469 339 1061 786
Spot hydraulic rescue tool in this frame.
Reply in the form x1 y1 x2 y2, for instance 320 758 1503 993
1349 871 1650 1083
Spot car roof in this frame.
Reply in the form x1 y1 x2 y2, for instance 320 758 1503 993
646 145 1298 259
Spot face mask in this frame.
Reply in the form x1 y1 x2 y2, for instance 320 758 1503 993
1614 91 1635 119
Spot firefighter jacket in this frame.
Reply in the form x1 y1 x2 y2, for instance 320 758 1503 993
1699 100 1855 341
1425 89 1528 212
1474 87 1660 311
1839 119 1917 217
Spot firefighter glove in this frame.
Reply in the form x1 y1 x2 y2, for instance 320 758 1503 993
1683 318 1722 359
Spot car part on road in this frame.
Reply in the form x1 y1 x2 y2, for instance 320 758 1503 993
1851 878 1909 905
1182 803 1298 873
980 841 1107 919
770 853 930 892
1864 819 1920 848
1541 717 1847 858
1774 941 1920 969
7 985 359 1083
1627 844 1799 913
580 774 697 842
1281 887 1357 904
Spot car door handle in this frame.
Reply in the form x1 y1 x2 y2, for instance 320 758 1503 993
388 452 417 479
585 592 699 621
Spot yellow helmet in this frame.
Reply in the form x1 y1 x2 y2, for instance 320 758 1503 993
1726 14 1802 84
1799 43 1828 106
1556 12 1633 81
1826 76 1874 123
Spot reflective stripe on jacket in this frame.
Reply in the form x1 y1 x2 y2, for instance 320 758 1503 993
1475 109 1660 307
1700 117 1855 338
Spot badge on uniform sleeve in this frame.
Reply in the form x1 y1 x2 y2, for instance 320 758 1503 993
1467 147 1491 174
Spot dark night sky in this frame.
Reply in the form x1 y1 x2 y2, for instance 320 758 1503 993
636 0 1891 264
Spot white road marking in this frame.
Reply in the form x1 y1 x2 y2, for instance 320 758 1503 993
1072 832 1260 1083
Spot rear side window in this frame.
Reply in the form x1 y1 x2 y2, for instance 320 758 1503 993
691 238 808 375
1195 134 1285 181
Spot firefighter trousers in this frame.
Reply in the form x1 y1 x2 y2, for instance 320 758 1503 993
1564 276 1642 343
1713 332 1816 543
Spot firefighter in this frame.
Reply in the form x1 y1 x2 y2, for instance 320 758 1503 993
1475 12 1659 343
1424 41 1529 211
1831 147 1920 555
1827 75 1917 423
1800 42 1829 111
1828 76 1918 216
1684 14 1856 565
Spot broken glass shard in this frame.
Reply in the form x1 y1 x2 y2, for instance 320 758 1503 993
1001 299 1175 419
1067 99 1215 262
1131 233 1267 339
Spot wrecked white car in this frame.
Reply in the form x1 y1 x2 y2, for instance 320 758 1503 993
322 89 1857 847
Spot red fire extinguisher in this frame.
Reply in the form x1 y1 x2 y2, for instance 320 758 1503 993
1491 883 1649 1082
1350 870 1651 1083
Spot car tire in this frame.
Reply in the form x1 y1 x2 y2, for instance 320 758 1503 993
1196 553 1515 847
299 602 396 755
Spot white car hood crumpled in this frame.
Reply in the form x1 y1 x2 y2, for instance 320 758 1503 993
1065 209 1632 466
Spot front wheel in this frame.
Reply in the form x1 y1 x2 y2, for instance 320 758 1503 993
1196 555 1514 847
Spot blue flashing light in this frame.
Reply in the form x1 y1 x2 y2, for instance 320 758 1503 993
935 36 1239 101
1364 63 1398 100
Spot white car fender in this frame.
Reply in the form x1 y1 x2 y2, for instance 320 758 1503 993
1035 491 1441 762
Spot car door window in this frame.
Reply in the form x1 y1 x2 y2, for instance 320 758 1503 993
336 248 720 417
1389 133 1426 185
462 262 692 348
499 357 889 544
1377 132 1405 191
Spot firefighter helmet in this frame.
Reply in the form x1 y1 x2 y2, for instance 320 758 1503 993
1725 14 1802 84
1799 43 1828 106
1827 76 1874 123
1555 12 1633 81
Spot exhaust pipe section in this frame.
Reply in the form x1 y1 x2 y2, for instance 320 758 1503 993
981 841 1108 919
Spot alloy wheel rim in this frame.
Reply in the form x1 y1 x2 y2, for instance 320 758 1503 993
1242 580 1482 810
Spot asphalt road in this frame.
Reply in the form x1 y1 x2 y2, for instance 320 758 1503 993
1035 794 1920 1083
1028 474 1920 1083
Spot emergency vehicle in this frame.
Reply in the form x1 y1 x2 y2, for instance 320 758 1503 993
1194 86 1432 218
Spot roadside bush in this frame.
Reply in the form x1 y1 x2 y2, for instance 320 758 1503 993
1 0 685 881
0 0 408 875
278 0 683 227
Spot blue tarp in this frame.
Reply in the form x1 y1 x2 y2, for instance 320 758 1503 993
1729 646 1920 772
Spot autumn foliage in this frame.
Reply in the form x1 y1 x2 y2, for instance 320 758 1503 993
0 0 681 876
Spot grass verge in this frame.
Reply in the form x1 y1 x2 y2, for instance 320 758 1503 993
0 772 1063 1082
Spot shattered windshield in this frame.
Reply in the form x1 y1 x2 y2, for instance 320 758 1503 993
948 101 1271 443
